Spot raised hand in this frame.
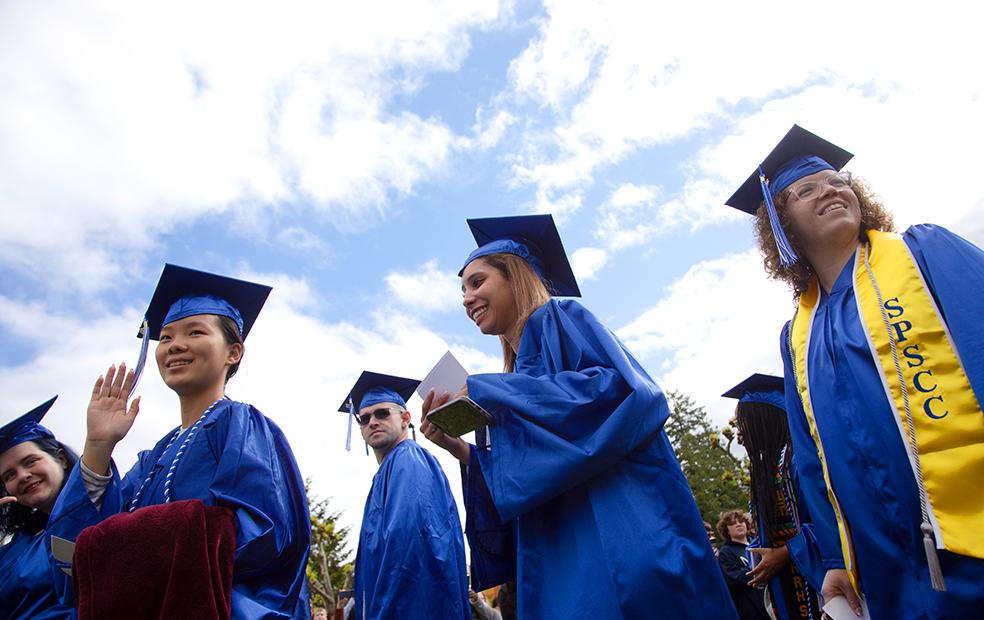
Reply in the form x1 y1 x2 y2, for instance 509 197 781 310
420 388 470 464
83 362 141 475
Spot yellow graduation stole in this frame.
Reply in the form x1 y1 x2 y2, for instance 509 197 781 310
790 229 984 591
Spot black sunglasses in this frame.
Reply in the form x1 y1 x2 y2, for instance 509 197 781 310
355 407 403 427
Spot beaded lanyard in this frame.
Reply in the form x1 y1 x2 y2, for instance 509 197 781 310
127 398 225 512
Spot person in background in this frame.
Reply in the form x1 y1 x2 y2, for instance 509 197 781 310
0 397 77 620
717 510 769 620
341 371 469 620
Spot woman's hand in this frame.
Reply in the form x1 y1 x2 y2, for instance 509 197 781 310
821 568 862 617
0 496 18 507
747 545 791 587
83 362 141 475
420 388 470 464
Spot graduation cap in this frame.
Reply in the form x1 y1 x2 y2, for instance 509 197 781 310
722 373 786 410
127 264 273 397
726 125 854 266
143 264 272 341
460 214 581 297
0 396 58 454
338 371 421 452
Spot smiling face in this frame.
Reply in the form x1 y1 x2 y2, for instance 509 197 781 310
358 401 409 458
782 170 862 256
155 314 243 396
0 441 67 513
461 257 520 340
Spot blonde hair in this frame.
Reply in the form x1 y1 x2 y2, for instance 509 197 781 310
476 253 551 372
754 175 895 298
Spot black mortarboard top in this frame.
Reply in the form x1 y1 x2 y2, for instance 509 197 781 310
460 214 581 297
0 396 58 454
143 264 272 341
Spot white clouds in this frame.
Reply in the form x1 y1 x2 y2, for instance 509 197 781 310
570 246 608 280
385 259 462 314
0 0 507 291
617 250 792 428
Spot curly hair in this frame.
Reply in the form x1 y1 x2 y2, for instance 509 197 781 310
716 509 754 542
754 175 895 297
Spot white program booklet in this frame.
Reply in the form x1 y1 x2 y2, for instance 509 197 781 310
417 350 469 400
822 595 871 620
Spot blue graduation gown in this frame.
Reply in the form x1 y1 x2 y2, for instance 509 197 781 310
47 400 311 619
780 224 984 619
464 298 737 619
0 528 75 619
353 439 469 620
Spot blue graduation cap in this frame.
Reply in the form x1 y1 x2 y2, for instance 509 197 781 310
722 373 785 410
143 264 272 341
460 214 581 297
725 125 854 266
126 264 273 397
338 371 421 452
0 396 58 454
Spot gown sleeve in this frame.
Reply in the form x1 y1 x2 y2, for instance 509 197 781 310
783 468 829 592
466 300 670 521
780 321 846 574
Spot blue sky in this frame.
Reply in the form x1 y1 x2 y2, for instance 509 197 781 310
3 0 984 548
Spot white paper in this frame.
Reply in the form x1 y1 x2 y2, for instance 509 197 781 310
50 535 75 564
822 595 871 620
417 351 469 400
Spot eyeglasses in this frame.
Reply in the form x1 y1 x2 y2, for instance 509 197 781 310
787 171 852 202
355 407 403 427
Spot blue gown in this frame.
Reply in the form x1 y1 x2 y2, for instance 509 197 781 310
464 298 737 619
47 400 311 619
353 439 469 620
0 527 75 619
780 224 984 619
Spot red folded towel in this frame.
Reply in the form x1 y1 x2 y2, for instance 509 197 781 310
73 499 235 620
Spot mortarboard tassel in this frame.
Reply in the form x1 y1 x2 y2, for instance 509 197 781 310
410 422 416 442
345 398 354 452
129 320 151 398
922 522 947 591
759 168 799 267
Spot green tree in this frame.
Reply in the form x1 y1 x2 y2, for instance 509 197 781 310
306 481 354 611
664 390 749 525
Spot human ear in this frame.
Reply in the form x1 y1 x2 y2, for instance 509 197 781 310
226 343 244 365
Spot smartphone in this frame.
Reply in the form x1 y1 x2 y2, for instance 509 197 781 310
426 396 494 437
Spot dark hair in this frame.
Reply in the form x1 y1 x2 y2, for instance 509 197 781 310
216 315 245 381
1 438 78 537
754 175 896 297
